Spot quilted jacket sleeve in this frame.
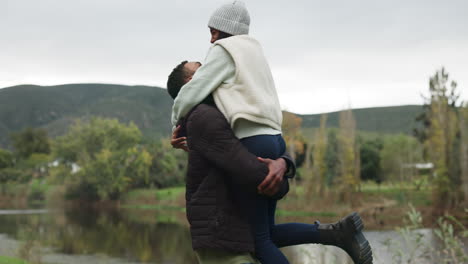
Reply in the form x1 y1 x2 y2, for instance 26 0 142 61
186 104 270 194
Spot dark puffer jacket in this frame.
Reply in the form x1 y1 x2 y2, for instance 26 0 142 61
181 104 294 253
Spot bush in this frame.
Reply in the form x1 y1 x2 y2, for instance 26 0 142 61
0 148 14 169
0 168 30 184
28 179 49 202
383 205 468 263
147 140 187 189
52 117 152 200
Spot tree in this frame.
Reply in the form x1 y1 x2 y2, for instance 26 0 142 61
0 168 29 193
337 108 360 196
53 117 151 200
0 148 14 169
360 138 383 183
0 148 30 191
147 139 187 188
312 115 328 196
54 118 141 163
10 127 50 159
282 111 305 163
460 104 468 206
76 146 152 200
419 68 463 209
380 134 422 182
325 129 339 186
0 145 48 185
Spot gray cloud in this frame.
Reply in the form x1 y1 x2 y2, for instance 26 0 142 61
1 0 467 113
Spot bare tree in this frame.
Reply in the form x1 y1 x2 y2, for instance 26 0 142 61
424 68 463 209
312 114 328 196
338 108 360 200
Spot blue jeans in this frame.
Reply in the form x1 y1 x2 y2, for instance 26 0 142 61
236 135 320 264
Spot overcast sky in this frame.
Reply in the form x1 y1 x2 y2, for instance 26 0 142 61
1 0 467 114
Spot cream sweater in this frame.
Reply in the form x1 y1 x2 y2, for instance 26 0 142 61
171 35 282 138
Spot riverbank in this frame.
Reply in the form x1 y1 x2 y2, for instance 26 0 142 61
118 182 441 230
1 181 464 230
0 256 29 264
0 233 29 264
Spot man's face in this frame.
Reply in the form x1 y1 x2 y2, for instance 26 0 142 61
184 61 202 83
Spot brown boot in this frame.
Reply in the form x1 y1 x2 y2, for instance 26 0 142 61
316 212 373 264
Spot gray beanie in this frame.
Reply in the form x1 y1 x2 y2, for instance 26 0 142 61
208 1 250 36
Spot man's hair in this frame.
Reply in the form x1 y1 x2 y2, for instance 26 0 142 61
167 60 188 99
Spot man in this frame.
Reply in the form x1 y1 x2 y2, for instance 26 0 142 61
168 60 293 264
166 61 373 264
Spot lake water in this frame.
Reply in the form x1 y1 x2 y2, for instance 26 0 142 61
0 208 463 264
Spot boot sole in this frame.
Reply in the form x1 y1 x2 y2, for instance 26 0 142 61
348 212 373 264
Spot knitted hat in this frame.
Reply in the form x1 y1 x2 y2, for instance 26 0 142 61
208 1 250 36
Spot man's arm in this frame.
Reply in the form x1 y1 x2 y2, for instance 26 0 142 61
171 45 235 126
255 152 295 198
256 153 296 197
186 105 284 194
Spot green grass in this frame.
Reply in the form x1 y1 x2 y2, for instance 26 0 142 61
276 210 337 217
154 186 185 200
121 204 185 212
360 181 432 206
361 181 426 192
122 188 158 201
120 182 433 223
130 186 184 200
0 256 29 264
121 186 185 205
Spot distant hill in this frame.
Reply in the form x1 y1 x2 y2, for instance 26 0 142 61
0 84 423 148
0 84 173 148
300 105 423 134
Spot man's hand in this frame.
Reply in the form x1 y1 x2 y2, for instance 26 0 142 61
257 157 287 196
171 125 189 152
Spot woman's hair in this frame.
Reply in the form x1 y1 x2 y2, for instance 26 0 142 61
217 31 233 40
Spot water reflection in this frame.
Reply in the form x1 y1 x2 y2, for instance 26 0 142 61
0 207 197 264
0 208 465 264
